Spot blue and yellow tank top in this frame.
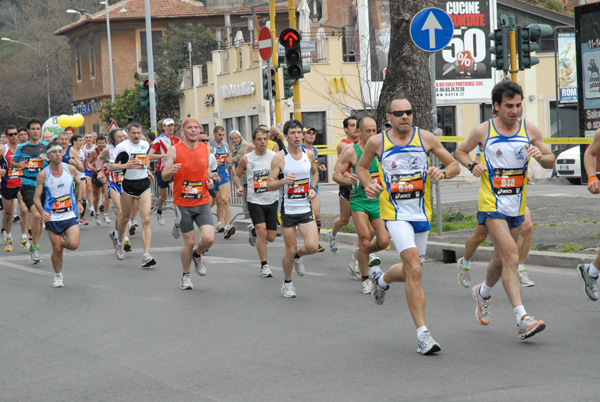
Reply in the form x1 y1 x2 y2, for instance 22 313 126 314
378 127 431 222
478 119 529 217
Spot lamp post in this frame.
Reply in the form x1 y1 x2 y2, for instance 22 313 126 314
1 37 51 119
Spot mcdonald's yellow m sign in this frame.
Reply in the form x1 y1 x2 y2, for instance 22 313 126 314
329 77 348 94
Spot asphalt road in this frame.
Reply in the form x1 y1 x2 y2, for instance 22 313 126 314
0 212 597 401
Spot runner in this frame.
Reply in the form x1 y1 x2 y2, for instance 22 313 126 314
33 141 83 288
87 134 110 225
109 121 156 267
455 80 555 340
11 118 49 264
209 126 235 238
0 125 30 251
267 119 319 298
69 135 90 225
301 127 327 252
83 132 97 218
333 116 390 294
148 118 180 226
576 127 600 301
161 117 214 289
234 126 278 278
327 116 358 254
357 95 460 354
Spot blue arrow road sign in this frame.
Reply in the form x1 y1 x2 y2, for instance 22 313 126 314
410 8 454 52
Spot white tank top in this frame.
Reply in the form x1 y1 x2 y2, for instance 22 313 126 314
42 163 77 221
113 139 150 181
278 148 312 215
76 148 86 179
245 150 278 205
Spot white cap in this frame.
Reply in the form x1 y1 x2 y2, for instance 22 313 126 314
163 118 175 126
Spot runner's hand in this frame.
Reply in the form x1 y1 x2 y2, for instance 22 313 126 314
365 183 382 200
308 188 317 200
525 144 542 161
346 173 358 185
588 179 600 194
207 178 214 190
236 186 244 196
282 174 296 185
471 163 487 178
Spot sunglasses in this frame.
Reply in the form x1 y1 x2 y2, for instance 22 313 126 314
200 139 210 143
389 110 413 117
7 133 18 136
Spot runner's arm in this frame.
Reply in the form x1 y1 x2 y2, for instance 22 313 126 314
356 134 382 200
423 131 460 180
455 123 488 177
267 151 293 191
307 148 319 199
332 146 357 186
160 146 179 181
34 171 50 221
233 156 247 196
584 128 600 194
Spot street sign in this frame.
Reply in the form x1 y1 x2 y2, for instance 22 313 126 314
107 120 119 132
410 8 454 52
258 27 273 62
279 28 301 49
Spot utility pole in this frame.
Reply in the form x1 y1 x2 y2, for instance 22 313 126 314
270 0 283 126
287 0 301 121
144 0 157 133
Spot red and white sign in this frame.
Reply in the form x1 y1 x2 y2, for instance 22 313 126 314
107 120 119 132
258 27 273 61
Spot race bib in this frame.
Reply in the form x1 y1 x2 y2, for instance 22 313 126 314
182 180 203 199
389 173 424 200
113 170 124 183
253 170 269 193
25 158 43 173
370 171 382 185
8 168 23 180
130 153 147 168
288 178 309 199
492 168 524 195
52 195 73 214
216 154 227 165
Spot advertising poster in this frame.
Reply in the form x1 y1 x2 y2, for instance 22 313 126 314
557 30 577 103
576 3 600 132
368 1 390 82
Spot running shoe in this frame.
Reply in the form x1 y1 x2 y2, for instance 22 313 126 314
517 314 546 340
29 246 41 265
52 276 64 288
124 239 132 252
99 203 105 212
180 275 193 290
577 264 599 301
141 253 156 268
327 229 339 254
348 248 361 280
103 214 111 224
518 268 535 287
109 231 117 249
472 284 491 325
115 243 125 260
12 215 20 222
457 257 471 289
247 224 256 246
281 282 297 298
417 331 441 355
79 217 89 226
261 264 273 278
368 253 381 267
361 278 373 294
224 225 236 239
216 222 225 233
129 223 136 236
90 208 95 217
157 212 165 226
294 257 305 276
369 266 388 305
317 244 325 253
94 213 101 225
193 255 207 276
4 237 13 252
172 222 181 239
20 238 31 249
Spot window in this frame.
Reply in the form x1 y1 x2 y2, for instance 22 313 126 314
249 115 260 133
78 126 86 135
236 116 247 139
223 118 233 133
480 103 494 123
75 41 82 81
300 111 328 183
549 102 578 139
89 34 96 78
93 123 99 134
201 64 208 85
139 31 163 73
201 124 209 134
436 106 456 155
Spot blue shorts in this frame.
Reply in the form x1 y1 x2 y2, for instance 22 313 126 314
477 211 525 229
46 217 79 234
84 169 93 178
156 171 173 189
108 182 122 199
214 175 230 191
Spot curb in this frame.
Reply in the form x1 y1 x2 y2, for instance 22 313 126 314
232 218 596 269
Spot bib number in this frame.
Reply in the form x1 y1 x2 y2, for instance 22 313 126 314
492 168 524 195
253 171 269 193
130 153 147 168
52 195 73 214
389 173 424 200
182 180 203 199
25 158 43 173
8 168 23 180
288 178 309 199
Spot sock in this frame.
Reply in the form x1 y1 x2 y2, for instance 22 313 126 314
294 253 300 260
22 234 27 240
518 264 526 272
362 276 369 282
330 232 336 239
55 272 63 277
514 305 527 324
479 281 493 298
417 326 428 338
193 250 201 259
81 200 87 217
124 236 129 242
588 262 599 278
157 209 162 214
261 261 268 267
284 279 292 283
117 241 123 246
316 220 322 232
462 258 471 267
378 275 389 289
32 244 40 250
6 233 12 239
183 272 190 277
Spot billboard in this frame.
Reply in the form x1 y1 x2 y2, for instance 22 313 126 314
557 29 577 103
575 2 600 134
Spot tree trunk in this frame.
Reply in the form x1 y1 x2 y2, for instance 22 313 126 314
376 0 436 132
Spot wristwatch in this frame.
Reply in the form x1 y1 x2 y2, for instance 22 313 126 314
467 162 477 173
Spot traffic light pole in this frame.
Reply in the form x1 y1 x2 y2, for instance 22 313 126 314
288 0 301 121
508 16 518 83
270 0 283 126
144 0 157 133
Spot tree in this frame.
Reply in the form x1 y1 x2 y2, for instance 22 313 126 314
100 84 150 128
376 0 437 132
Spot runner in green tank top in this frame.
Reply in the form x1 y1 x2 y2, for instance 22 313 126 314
333 116 390 294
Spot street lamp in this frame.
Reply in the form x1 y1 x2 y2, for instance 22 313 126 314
66 9 92 19
1 37 51 119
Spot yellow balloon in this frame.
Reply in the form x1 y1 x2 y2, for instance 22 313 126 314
57 114 70 128
70 114 84 128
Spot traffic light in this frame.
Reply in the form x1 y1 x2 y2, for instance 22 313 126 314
262 68 276 100
489 27 509 71
282 68 294 99
280 28 304 80
516 24 553 70
139 80 149 108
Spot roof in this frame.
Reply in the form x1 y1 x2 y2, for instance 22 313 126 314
54 0 287 36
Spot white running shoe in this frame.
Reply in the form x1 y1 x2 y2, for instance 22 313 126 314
141 253 156 268
103 214 111 224
348 248 361 280
52 276 64 288
29 247 42 264
109 231 117 249
172 221 181 239
417 331 441 355
361 278 373 294
94 213 101 225
194 255 207 276
518 268 535 287
260 264 273 278
281 282 297 298
369 267 387 305
180 275 193 290
248 224 257 246
115 243 125 260
327 229 339 254
457 257 471 288
157 213 165 226
472 284 491 325
517 314 546 340
294 257 305 276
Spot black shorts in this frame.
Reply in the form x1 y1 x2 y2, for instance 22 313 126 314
46 217 79 235
1 187 20 201
156 171 173 189
122 177 152 199
20 185 44 210
248 201 278 231
278 210 314 228
91 173 104 189
339 185 352 201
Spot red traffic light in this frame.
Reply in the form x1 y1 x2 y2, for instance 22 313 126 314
279 28 301 49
